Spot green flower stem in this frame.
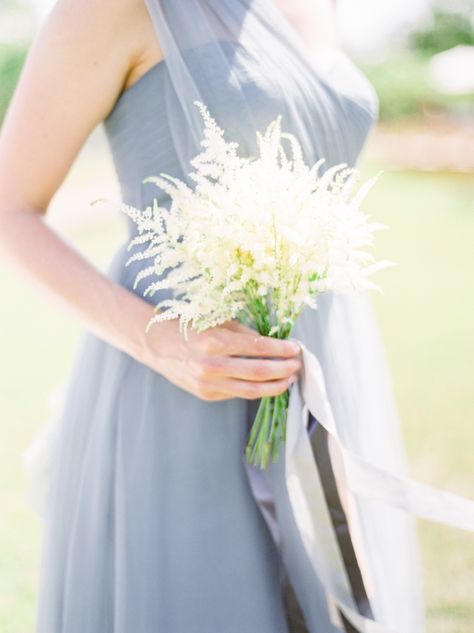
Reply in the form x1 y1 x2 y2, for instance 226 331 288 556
242 287 299 469
245 390 289 470
255 397 271 456
269 395 281 463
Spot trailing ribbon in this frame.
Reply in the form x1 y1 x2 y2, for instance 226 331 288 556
277 341 474 632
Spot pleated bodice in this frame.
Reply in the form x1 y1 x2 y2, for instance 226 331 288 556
102 39 378 296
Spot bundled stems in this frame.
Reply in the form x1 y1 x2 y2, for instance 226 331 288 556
245 390 290 470
243 281 297 469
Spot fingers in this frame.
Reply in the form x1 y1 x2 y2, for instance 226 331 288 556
230 332 300 358
215 375 295 399
196 355 301 382
191 388 232 402
197 329 300 359
155 319 302 402
221 321 301 358
194 375 295 401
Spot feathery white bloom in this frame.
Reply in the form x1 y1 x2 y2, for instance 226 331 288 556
122 101 394 341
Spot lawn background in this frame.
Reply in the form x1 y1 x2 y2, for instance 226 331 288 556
0 126 473 632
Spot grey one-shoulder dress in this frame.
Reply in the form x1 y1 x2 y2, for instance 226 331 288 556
34 32 384 633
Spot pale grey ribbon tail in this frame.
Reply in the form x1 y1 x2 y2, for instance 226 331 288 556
280 341 474 633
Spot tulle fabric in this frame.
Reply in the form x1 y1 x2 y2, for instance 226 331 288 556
142 0 378 180
26 1 426 631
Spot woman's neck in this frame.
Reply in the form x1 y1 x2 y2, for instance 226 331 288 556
270 0 339 51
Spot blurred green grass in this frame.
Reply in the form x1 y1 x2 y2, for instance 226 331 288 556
0 162 473 632
364 165 474 633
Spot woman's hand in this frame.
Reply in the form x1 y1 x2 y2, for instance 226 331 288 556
141 317 302 401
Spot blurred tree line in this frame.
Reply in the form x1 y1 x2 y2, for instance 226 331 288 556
363 2 474 122
410 5 474 54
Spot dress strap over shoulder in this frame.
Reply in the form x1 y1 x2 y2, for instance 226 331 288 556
139 0 349 174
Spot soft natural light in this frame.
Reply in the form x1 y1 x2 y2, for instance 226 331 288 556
25 0 434 54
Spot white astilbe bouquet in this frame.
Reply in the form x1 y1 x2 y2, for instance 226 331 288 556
122 101 394 469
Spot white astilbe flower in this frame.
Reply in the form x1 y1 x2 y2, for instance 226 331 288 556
122 101 394 340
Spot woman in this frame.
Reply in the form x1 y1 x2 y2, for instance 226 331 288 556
0 1 425 631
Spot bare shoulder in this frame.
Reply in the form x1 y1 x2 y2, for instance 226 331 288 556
44 0 162 93
0 0 163 212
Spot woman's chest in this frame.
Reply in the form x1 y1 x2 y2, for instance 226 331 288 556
104 39 378 208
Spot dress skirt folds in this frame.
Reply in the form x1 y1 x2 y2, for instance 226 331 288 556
25 1 443 632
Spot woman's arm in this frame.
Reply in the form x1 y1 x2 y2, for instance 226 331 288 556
0 0 163 362
0 0 300 401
